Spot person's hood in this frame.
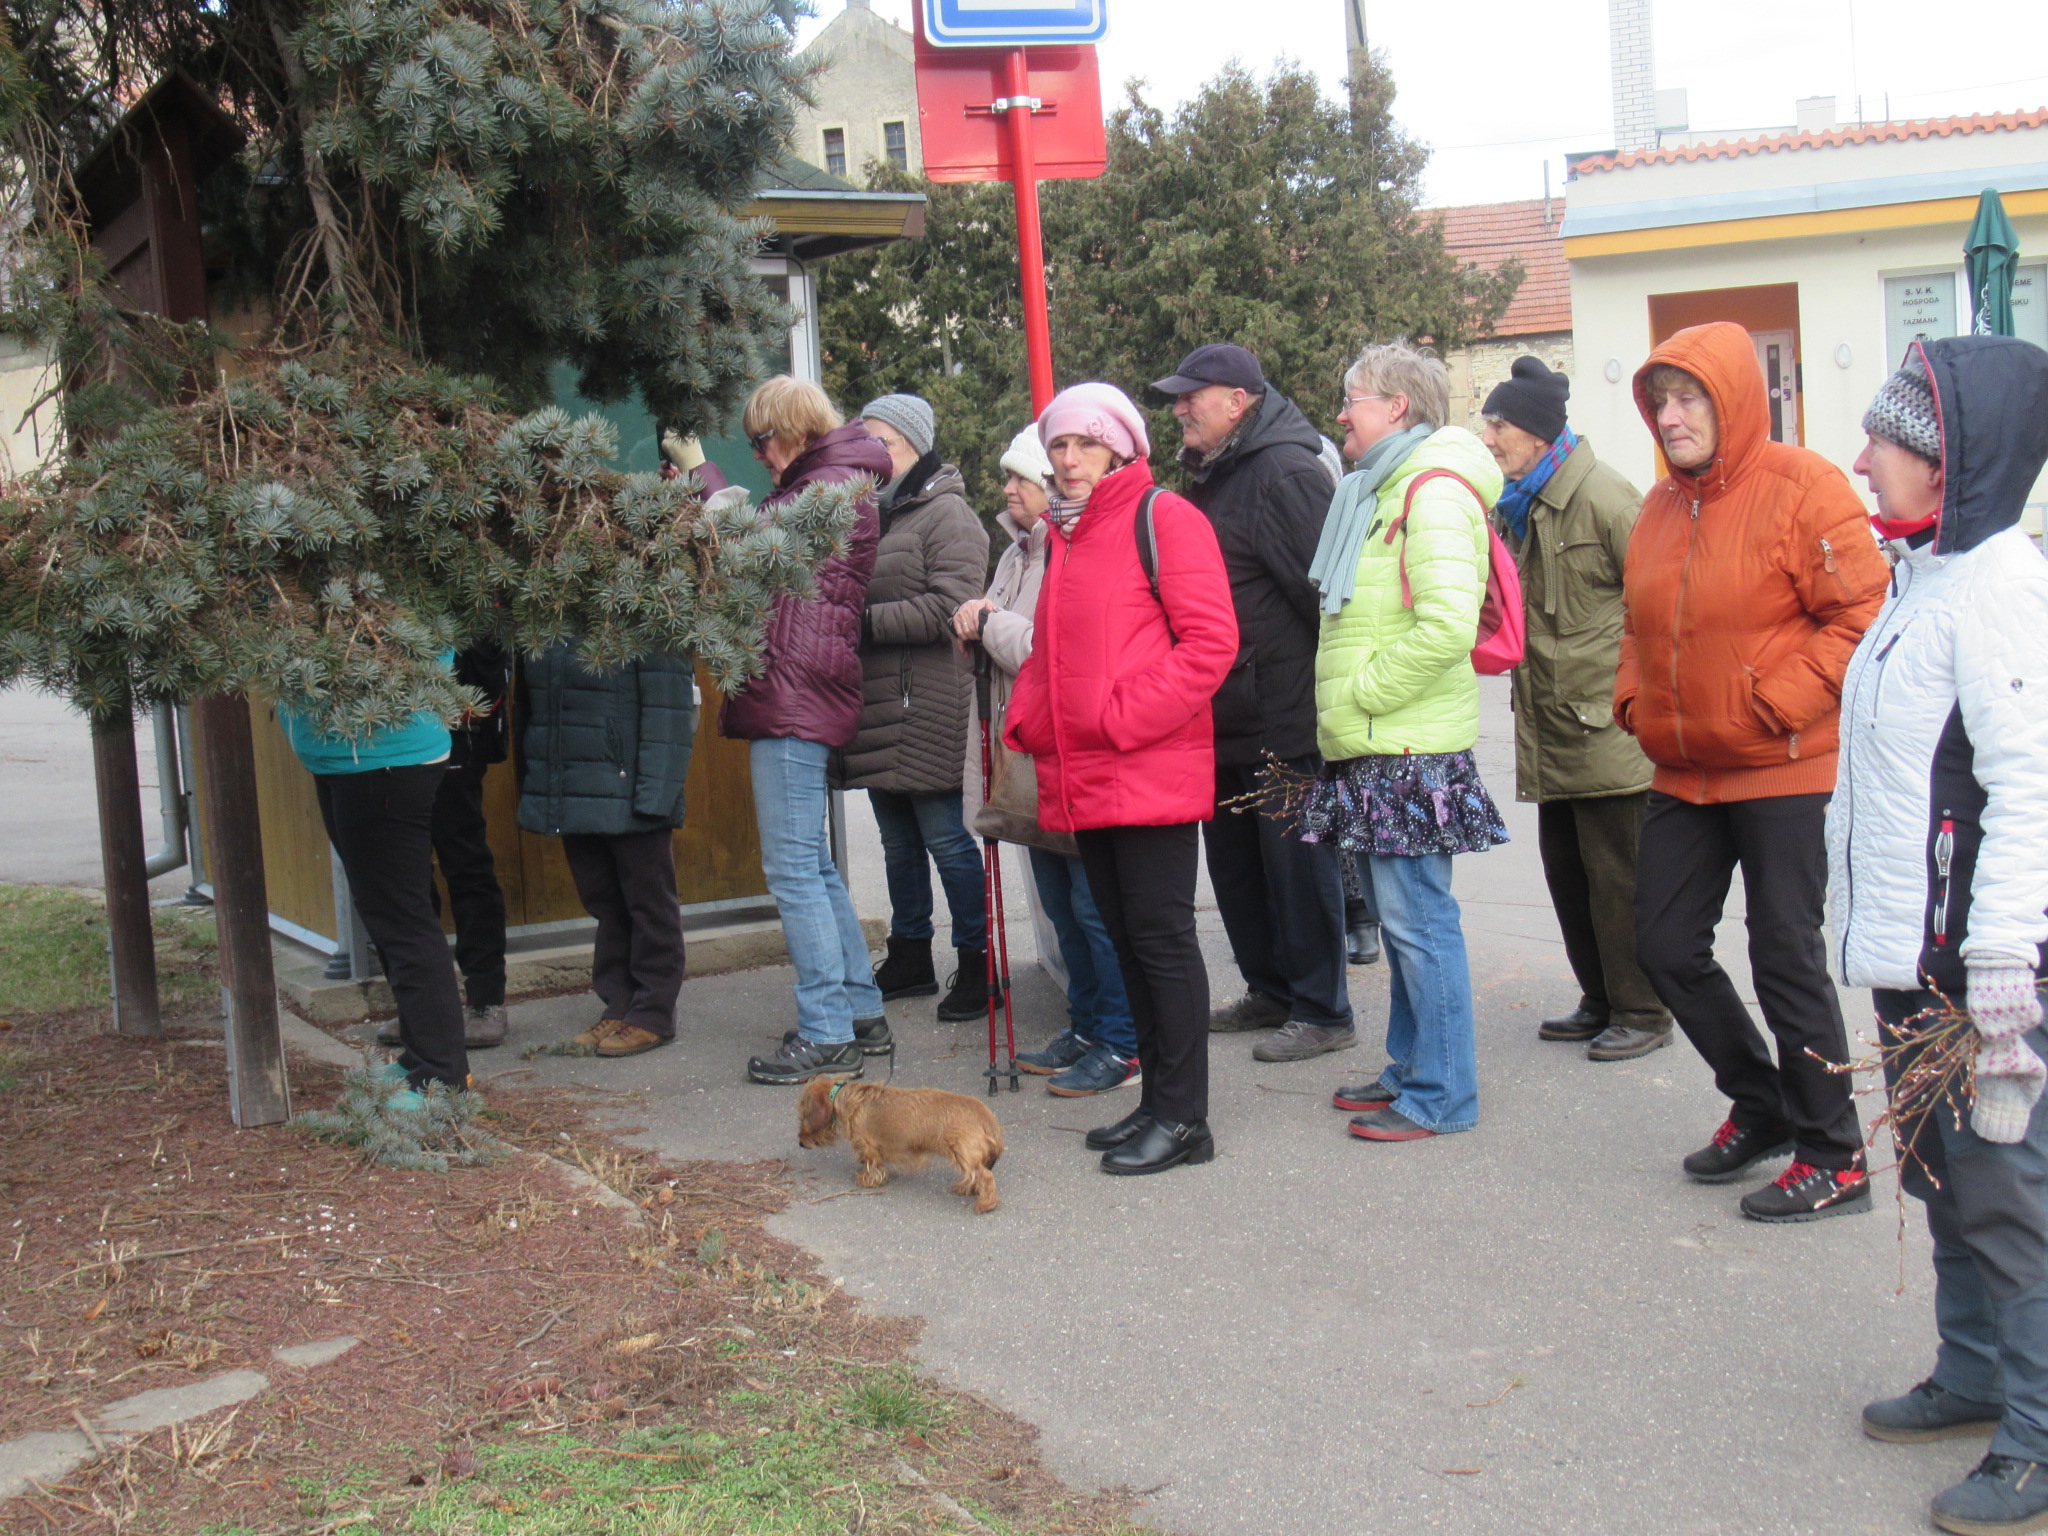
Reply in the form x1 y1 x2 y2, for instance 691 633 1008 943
781 422 893 489
995 507 1046 548
1908 334 2048 556
884 451 965 520
1182 389 1324 482
1632 321 1771 501
1383 424 1505 509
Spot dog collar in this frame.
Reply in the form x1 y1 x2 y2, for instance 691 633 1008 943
829 1079 845 1102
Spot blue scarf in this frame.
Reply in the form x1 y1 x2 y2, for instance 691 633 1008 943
1307 425 1434 615
1494 425 1578 542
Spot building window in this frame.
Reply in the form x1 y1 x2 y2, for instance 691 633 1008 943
883 121 908 171
822 128 846 178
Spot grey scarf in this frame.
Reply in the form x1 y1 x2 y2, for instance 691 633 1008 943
1306 424 1433 616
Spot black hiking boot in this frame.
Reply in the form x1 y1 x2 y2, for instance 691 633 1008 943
872 935 937 1001
935 946 990 1022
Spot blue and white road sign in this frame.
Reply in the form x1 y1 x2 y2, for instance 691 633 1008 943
922 0 1108 48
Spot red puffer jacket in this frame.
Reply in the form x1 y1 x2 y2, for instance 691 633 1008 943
719 425 889 746
1004 461 1238 831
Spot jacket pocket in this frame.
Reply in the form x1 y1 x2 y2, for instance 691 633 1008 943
1550 538 1614 633
1816 535 1868 604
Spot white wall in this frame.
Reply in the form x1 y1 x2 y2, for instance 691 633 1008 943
0 339 56 475
1568 214 2048 530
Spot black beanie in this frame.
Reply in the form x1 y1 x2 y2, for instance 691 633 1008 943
1482 356 1570 443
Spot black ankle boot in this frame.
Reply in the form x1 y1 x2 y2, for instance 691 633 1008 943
935 945 989 1021
1101 1118 1215 1175
872 935 937 1000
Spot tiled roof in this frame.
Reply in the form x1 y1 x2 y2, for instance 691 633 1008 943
1430 198 1572 337
1573 107 2048 173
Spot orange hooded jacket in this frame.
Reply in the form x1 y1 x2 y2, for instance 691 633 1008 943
1614 322 1889 804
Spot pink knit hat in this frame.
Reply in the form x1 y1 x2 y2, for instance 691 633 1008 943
1037 382 1150 462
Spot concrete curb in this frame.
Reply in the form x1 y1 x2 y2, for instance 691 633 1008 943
0 1346 353 1503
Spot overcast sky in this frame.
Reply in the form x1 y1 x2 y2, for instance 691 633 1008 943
797 0 2048 207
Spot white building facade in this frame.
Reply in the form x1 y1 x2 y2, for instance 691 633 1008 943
1562 111 2048 529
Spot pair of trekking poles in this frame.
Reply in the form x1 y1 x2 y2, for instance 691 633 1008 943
969 620 1021 1096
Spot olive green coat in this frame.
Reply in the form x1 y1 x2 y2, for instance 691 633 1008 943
1504 437 1653 802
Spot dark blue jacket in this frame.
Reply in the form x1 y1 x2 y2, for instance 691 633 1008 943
517 645 697 837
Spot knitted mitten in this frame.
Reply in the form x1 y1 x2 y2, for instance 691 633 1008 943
1968 964 2046 1144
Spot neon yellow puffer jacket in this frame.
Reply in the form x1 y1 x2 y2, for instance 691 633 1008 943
1314 427 1502 760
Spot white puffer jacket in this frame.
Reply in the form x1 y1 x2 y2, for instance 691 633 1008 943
1828 527 2048 990
1825 334 2048 996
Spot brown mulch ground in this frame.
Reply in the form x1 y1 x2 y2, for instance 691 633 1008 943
0 1012 1148 1535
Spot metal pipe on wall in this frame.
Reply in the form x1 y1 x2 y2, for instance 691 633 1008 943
143 704 190 880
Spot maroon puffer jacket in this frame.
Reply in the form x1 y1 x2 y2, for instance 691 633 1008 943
719 425 889 746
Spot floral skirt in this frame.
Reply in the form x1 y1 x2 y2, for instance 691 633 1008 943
1280 749 1509 859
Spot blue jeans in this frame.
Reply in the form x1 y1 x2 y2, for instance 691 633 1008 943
1027 845 1137 1058
1364 852 1479 1133
750 738 883 1044
1882 989 2048 1463
868 788 987 949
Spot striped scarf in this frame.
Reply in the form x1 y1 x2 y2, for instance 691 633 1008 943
1494 425 1578 542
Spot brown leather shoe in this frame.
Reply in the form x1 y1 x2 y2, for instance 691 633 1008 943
595 1024 670 1058
1586 1023 1672 1061
570 1017 628 1050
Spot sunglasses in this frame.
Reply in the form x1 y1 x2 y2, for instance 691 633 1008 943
748 428 774 454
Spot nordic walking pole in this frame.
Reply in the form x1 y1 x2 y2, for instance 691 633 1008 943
972 617 1019 1093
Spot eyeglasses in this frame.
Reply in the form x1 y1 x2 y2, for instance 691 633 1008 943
747 428 774 455
1341 393 1396 411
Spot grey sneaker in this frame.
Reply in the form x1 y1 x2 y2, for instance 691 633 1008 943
748 1035 864 1086
1252 1021 1358 1062
1932 1454 2048 1535
465 1004 508 1049
372 1017 402 1047
1210 992 1289 1033
783 1016 893 1056
1863 1379 2002 1443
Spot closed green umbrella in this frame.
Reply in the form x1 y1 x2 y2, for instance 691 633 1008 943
1965 187 2020 337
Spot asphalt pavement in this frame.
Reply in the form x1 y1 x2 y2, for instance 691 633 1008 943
487 677 1960 1536
0 675 1967 1534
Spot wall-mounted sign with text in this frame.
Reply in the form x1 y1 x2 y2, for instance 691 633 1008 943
1884 265 2048 367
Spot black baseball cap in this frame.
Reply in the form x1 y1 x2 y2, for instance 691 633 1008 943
1150 343 1267 397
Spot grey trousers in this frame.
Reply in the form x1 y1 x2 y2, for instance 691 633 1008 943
1881 988 2048 1462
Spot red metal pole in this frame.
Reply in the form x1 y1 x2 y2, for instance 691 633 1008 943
1004 48 1055 415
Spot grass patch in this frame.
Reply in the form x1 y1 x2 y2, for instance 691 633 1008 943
0 883 217 1017
840 1368 948 1436
408 1395 981 1536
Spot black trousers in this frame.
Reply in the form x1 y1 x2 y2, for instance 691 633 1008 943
429 759 507 1009
561 829 685 1037
1076 823 1209 1124
314 764 468 1088
1537 793 1668 1031
1204 760 1351 1028
1635 791 1860 1168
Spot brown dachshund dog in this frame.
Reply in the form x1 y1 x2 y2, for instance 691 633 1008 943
796 1077 1003 1214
